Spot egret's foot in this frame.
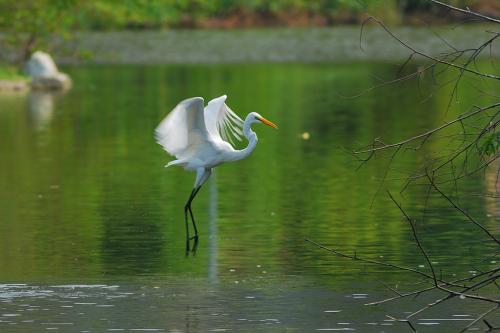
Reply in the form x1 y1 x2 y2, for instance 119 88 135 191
190 238 199 255
184 236 198 256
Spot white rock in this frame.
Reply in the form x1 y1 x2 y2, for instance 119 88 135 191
26 51 72 91
26 51 59 78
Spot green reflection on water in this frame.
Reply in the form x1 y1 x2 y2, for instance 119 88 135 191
0 63 496 285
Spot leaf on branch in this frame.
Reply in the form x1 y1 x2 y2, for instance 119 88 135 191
479 132 500 157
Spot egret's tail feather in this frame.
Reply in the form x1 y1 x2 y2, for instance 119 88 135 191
165 159 187 168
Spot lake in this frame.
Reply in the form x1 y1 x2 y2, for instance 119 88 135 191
0 62 497 332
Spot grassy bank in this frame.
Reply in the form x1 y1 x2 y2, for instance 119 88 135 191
0 65 26 80
0 64 28 92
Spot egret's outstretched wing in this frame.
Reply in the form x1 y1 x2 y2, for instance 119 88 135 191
155 97 208 159
204 95 244 146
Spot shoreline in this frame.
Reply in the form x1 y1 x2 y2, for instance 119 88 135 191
65 26 500 64
1 26 497 66
0 79 29 93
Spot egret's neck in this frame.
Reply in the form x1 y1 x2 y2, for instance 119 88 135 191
243 119 256 141
230 118 258 161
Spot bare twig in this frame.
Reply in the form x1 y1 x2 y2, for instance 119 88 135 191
366 267 500 306
459 305 499 333
363 17 500 80
430 0 500 24
355 103 500 154
385 315 417 332
305 238 462 287
326 4 500 332
387 191 438 286
426 173 500 245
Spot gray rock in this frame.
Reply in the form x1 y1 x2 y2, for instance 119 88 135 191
26 51 72 90
31 73 72 91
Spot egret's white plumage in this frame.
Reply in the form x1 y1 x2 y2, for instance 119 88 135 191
155 97 208 164
155 95 277 250
205 95 244 145
155 95 249 171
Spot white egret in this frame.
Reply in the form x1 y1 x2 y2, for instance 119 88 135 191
155 95 278 250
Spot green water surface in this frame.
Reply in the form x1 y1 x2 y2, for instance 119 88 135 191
0 63 497 332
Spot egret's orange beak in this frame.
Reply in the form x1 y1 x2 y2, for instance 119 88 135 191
258 116 278 129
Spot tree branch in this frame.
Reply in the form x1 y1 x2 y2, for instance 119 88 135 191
426 173 500 245
362 17 500 80
430 0 500 24
355 103 500 154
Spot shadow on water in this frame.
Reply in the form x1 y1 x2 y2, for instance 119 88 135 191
100 192 165 276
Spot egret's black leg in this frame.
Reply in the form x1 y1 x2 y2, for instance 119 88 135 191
188 208 198 239
184 186 201 240
190 236 199 255
184 167 211 254
187 186 202 240
184 188 197 252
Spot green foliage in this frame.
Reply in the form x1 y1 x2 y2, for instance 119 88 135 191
479 131 500 157
0 0 433 31
0 0 492 33
0 0 80 62
69 0 402 29
0 0 493 65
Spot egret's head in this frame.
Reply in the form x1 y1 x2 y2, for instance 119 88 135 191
248 112 278 129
